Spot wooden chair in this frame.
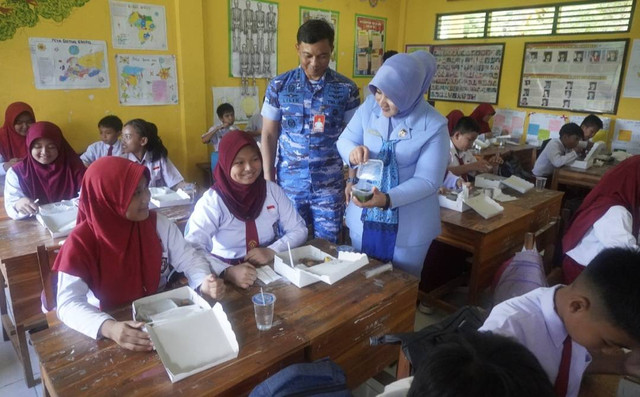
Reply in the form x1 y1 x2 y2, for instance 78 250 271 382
36 245 60 314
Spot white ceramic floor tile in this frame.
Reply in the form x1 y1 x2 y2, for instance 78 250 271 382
0 379 37 397
0 340 24 387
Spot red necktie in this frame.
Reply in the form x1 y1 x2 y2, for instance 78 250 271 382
245 220 259 254
455 154 469 182
107 145 113 156
554 336 572 397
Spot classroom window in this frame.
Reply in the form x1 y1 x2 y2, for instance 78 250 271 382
556 1 633 34
435 0 634 40
436 12 486 40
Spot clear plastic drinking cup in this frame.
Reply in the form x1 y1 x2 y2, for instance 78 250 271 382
535 177 547 191
252 293 276 331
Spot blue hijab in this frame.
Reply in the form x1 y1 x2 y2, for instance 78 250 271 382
368 51 436 118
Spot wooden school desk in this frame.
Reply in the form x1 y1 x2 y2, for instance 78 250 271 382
479 144 537 172
0 204 193 386
550 162 616 191
427 204 534 310
33 240 418 396
507 188 564 232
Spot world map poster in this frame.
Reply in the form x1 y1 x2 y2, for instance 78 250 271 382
116 54 178 106
29 38 110 90
110 1 167 50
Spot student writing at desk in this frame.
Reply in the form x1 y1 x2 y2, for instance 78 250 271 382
4 121 84 219
53 157 224 351
532 123 583 179
185 131 307 289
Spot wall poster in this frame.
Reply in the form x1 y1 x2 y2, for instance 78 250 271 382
518 40 628 114
300 7 339 71
429 43 504 104
611 118 640 154
109 1 168 50
229 0 278 83
354 14 386 77
116 54 178 106
525 113 566 147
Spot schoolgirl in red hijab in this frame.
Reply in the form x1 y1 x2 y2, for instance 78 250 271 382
562 156 640 283
53 157 223 349
0 102 35 163
185 130 307 289
4 121 85 219
469 103 496 134
446 110 464 137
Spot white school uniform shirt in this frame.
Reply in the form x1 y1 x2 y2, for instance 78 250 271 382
4 167 30 220
566 205 638 267
80 140 122 165
0 153 7 194
532 139 578 177
446 140 477 184
479 286 592 397
56 214 215 339
207 125 238 151
184 181 307 268
122 152 184 188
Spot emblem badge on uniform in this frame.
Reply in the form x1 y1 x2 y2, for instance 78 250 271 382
248 240 258 249
398 129 407 138
313 114 325 132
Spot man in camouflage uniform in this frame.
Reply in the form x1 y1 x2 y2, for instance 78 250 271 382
261 19 360 242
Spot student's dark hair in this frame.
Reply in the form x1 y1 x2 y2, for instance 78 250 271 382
581 114 603 130
297 19 334 47
382 50 398 62
98 115 123 132
216 103 234 119
408 331 554 397
579 247 640 342
559 122 584 140
124 118 168 162
453 117 480 135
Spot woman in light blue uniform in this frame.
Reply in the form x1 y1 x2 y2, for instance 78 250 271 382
337 51 449 277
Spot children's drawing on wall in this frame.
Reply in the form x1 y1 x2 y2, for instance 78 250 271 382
230 0 277 92
115 54 178 106
109 1 167 50
212 86 259 126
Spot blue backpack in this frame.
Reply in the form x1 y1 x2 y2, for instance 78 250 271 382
249 358 351 397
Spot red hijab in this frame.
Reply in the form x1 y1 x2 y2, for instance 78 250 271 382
563 156 640 253
12 121 85 204
0 102 35 160
469 104 495 134
446 110 464 136
213 130 266 254
53 157 162 311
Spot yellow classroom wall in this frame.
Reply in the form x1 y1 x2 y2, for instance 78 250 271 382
0 0 401 183
402 0 640 144
3 0 638 184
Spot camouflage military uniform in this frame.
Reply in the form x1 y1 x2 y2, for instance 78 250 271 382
262 67 359 242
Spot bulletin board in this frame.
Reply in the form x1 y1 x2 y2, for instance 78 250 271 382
353 14 386 77
405 44 431 54
518 39 628 114
492 109 526 143
525 113 567 147
300 7 339 71
429 43 504 104
611 119 640 154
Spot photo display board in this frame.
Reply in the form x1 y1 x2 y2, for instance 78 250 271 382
429 43 504 104
353 14 386 77
519 40 628 114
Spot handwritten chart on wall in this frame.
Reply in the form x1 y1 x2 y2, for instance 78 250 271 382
611 119 640 154
492 109 526 143
526 113 566 147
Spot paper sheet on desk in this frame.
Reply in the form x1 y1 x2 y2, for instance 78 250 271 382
492 188 518 202
256 266 282 285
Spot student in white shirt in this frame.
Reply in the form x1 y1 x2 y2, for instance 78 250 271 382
480 248 640 397
121 118 185 190
576 114 604 152
201 103 239 151
561 155 640 283
185 130 307 289
378 331 554 397
444 117 494 187
532 123 582 178
80 115 123 166
4 121 85 219
53 157 224 350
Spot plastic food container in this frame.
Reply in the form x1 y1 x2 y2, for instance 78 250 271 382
353 159 383 202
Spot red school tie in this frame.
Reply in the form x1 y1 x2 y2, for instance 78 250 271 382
107 145 113 156
455 154 469 182
554 335 572 397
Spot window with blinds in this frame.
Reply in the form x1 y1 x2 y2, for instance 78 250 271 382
435 0 634 40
